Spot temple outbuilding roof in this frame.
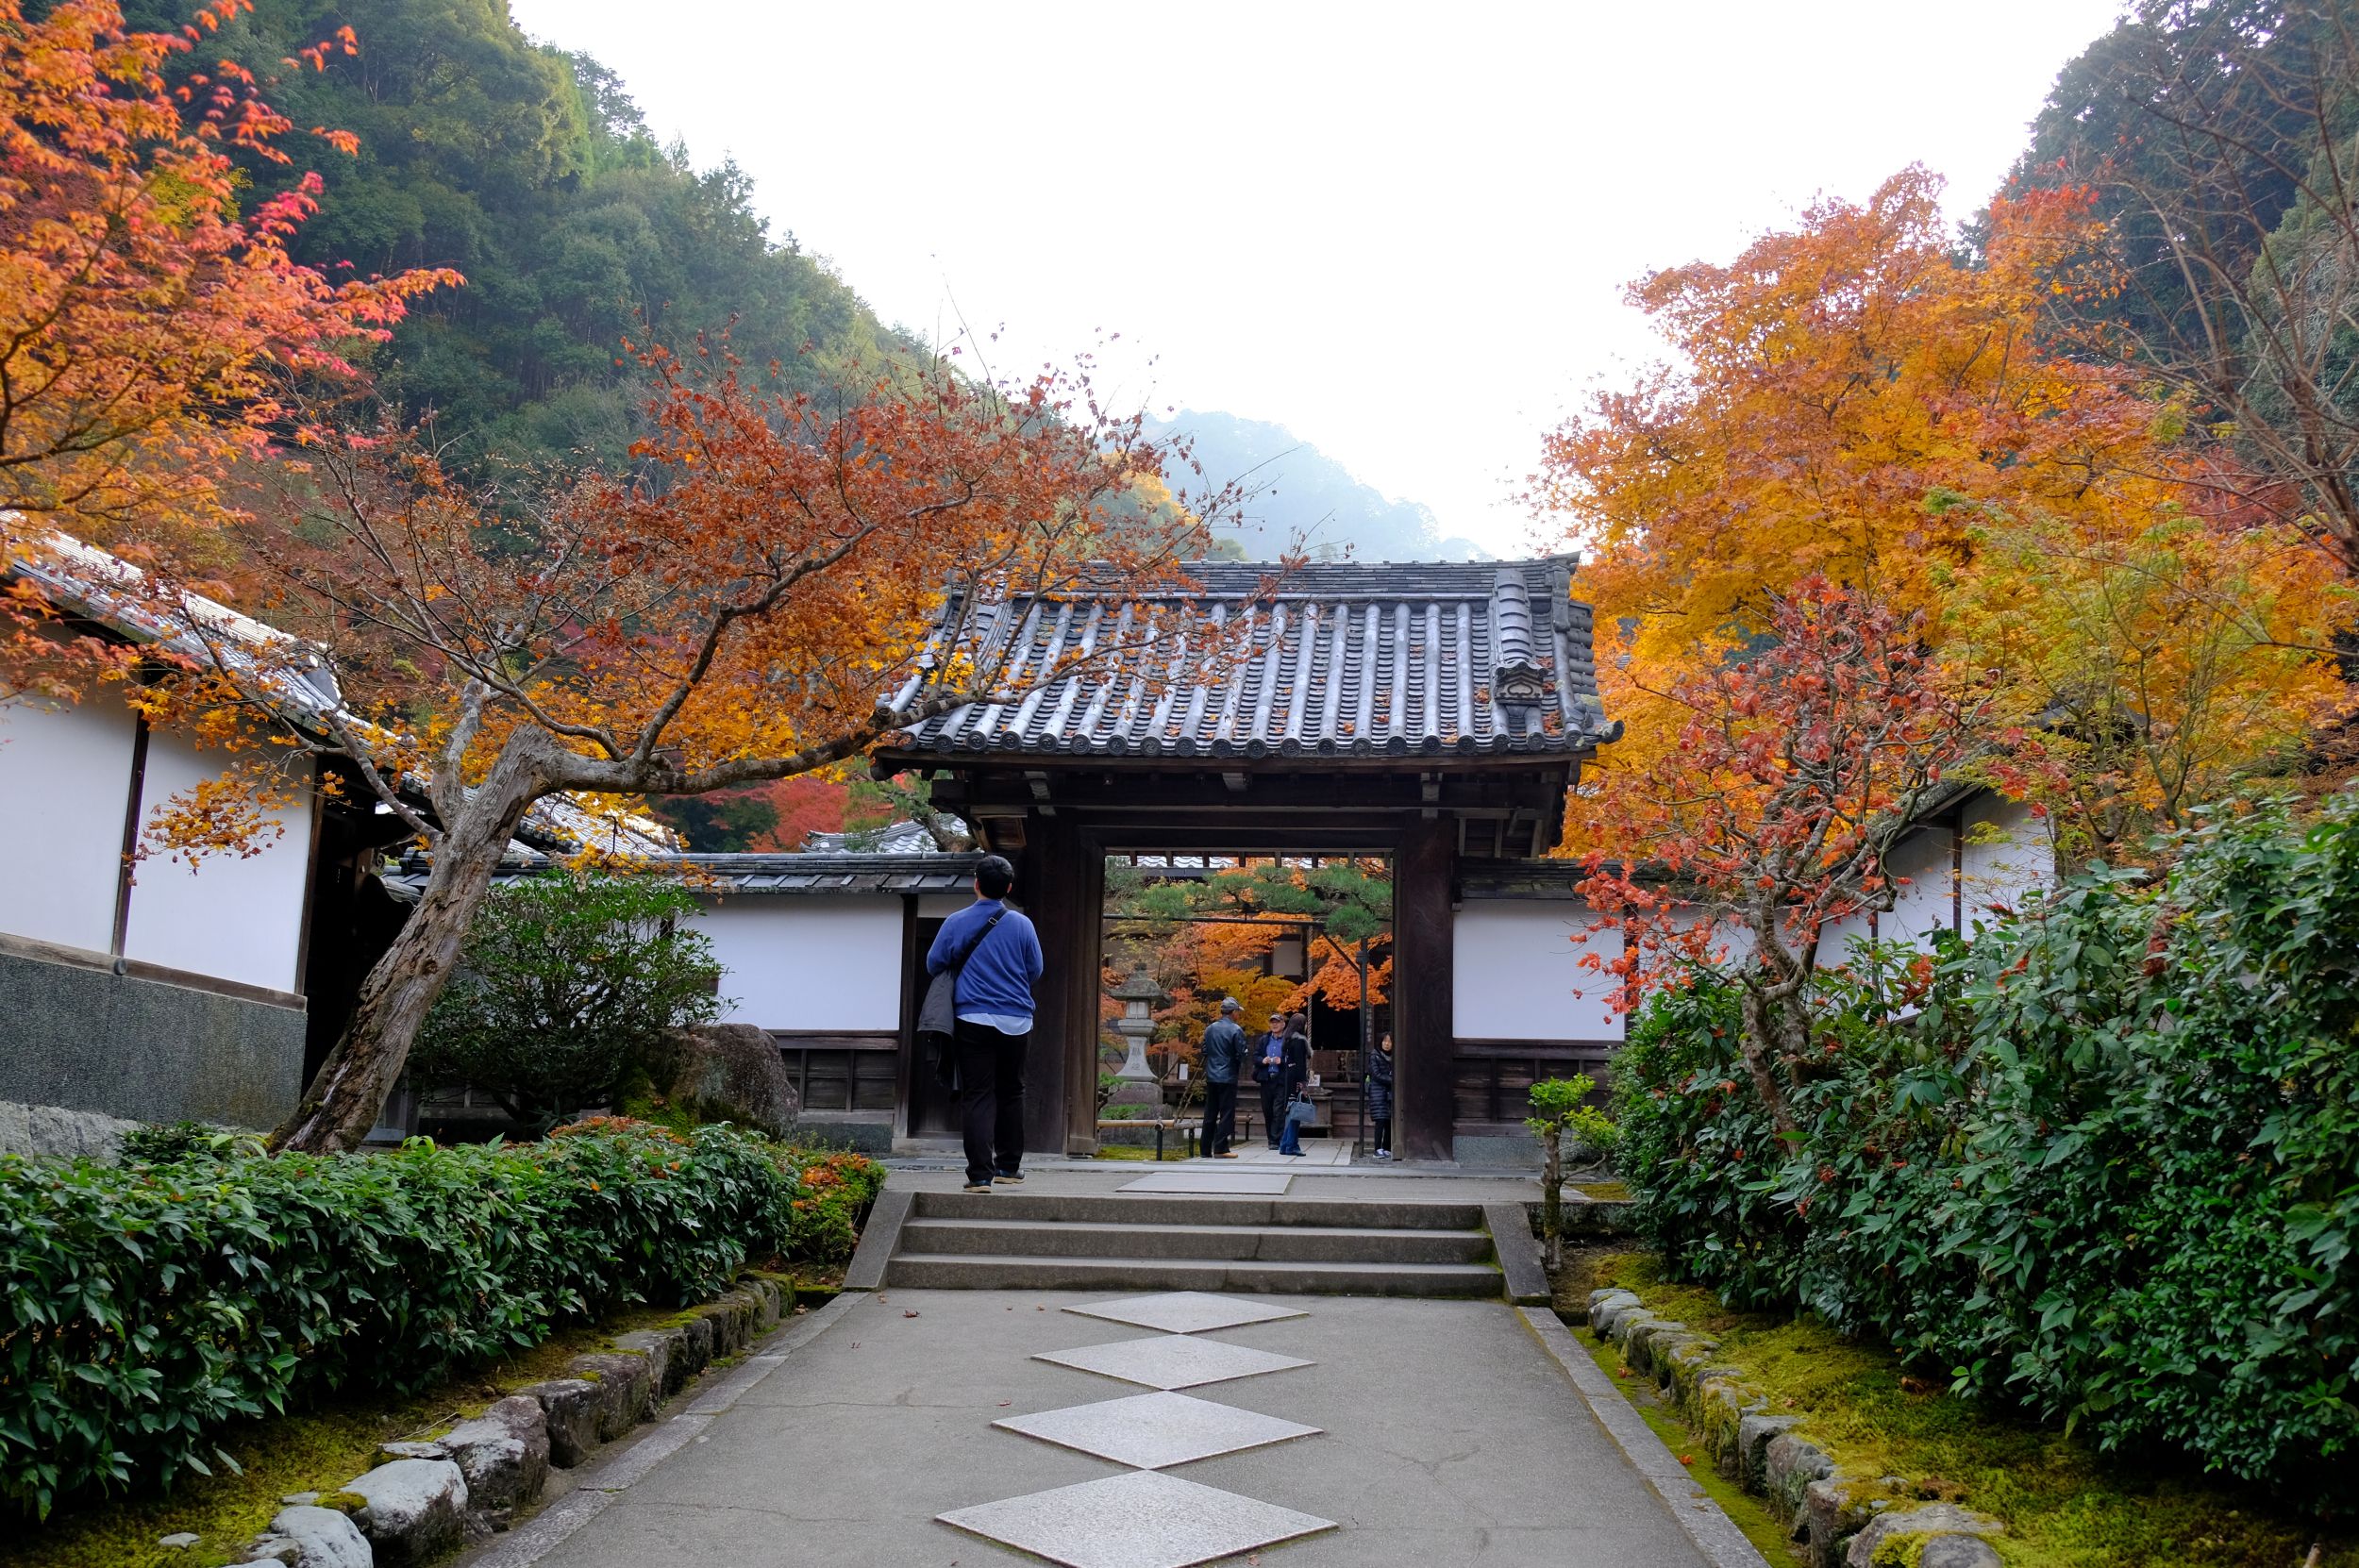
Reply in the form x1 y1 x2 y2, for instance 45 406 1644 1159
882 558 1616 766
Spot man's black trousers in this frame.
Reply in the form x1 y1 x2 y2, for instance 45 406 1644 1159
1258 1076 1283 1147
1202 1079 1237 1157
954 1018 1028 1187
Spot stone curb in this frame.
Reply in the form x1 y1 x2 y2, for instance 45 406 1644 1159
842 1185 914 1292
1578 1287 2005 1568
1518 1306 1773 1568
207 1276 811 1568
1483 1202 1552 1306
460 1291 861 1568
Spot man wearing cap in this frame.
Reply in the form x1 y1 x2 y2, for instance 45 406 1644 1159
1197 997 1249 1159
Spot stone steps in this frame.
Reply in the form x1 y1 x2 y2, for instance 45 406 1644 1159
912 1191 1486 1229
875 1190 1505 1297
899 1216 1492 1264
886 1252 1503 1295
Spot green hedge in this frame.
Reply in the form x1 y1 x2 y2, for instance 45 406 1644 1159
1614 794 2359 1495
0 1121 819 1517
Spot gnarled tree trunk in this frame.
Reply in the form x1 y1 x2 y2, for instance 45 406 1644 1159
272 735 553 1153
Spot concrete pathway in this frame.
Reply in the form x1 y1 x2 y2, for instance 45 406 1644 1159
481 1286 1729 1568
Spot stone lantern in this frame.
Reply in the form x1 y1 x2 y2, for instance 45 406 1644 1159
1104 964 1168 1112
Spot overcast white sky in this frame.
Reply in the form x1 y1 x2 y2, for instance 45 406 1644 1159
509 1 2126 557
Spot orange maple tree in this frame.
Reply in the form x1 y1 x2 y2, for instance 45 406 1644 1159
1532 167 2346 859
95 341 1240 1150
1573 578 2004 1133
0 0 451 578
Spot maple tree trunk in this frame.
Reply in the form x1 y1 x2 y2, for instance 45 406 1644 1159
272 739 552 1153
1734 900 1809 1139
1733 984 1801 1139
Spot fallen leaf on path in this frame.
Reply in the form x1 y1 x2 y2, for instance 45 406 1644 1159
905 1309 921 1318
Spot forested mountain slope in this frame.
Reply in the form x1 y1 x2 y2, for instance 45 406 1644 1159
123 0 911 468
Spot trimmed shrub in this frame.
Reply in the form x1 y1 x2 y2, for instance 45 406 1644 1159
1614 794 2359 1496
410 873 726 1132
0 1121 806 1517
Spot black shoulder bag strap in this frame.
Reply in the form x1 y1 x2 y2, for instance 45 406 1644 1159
929 908 1008 1093
956 908 1009 972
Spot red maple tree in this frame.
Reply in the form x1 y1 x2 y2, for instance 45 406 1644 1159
1572 578 2010 1133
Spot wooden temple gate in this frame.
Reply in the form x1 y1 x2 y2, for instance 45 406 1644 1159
874 559 1620 1163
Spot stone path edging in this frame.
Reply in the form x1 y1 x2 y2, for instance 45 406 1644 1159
1581 1288 2006 1568
462 1291 861 1568
1484 1202 1551 1305
1517 1306 1774 1568
841 1186 913 1292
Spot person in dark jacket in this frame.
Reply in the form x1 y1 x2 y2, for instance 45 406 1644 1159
1365 1031 1397 1160
925 855 1045 1193
1254 1011 1288 1148
1198 997 1248 1159
1280 1012 1312 1097
1274 1012 1314 1156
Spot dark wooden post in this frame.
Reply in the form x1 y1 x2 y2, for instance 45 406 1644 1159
1016 814 1099 1159
1394 815 1457 1162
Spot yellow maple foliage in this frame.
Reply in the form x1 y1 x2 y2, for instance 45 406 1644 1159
1532 166 2348 857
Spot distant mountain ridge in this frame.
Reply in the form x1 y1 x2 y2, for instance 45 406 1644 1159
1150 410 1485 562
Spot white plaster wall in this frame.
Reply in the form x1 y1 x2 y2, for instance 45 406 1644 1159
1817 820 1957 960
1818 904 1878 960
1961 795 2052 929
694 894 903 1031
120 733 312 993
1452 900 1625 1042
1882 821 1960 947
916 893 972 919
0 695 135 952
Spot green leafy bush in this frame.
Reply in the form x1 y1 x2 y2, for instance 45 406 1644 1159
0 1121 798 1518
410 873 726 1132
1613 795 2359 1496
115 1122 264 1165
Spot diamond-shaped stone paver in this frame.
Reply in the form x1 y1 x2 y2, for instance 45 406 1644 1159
1035 1333 1313 1391
995 1390 1321 1469
1063 1291 1311 1335
939 1468 1337 1568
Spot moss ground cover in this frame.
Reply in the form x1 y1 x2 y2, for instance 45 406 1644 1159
1092 1143 1192 1160
1553 1247 2359 1568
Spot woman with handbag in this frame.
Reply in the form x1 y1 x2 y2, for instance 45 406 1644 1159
1277 1012 1314 1156
1364 1031 1397 1161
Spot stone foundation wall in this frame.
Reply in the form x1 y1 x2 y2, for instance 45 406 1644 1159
0 947 305 1129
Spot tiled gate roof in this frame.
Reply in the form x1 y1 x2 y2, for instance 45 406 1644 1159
889 559 1616 762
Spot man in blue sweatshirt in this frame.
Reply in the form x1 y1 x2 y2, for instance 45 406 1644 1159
926 855 1046 1193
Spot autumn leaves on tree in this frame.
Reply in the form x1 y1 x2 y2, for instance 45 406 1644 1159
1536 168 2351 871
1535 160 2351 1113
0 1 1240 1151
0 0 451 567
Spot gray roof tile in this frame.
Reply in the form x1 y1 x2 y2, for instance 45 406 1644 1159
889 559 1614 762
